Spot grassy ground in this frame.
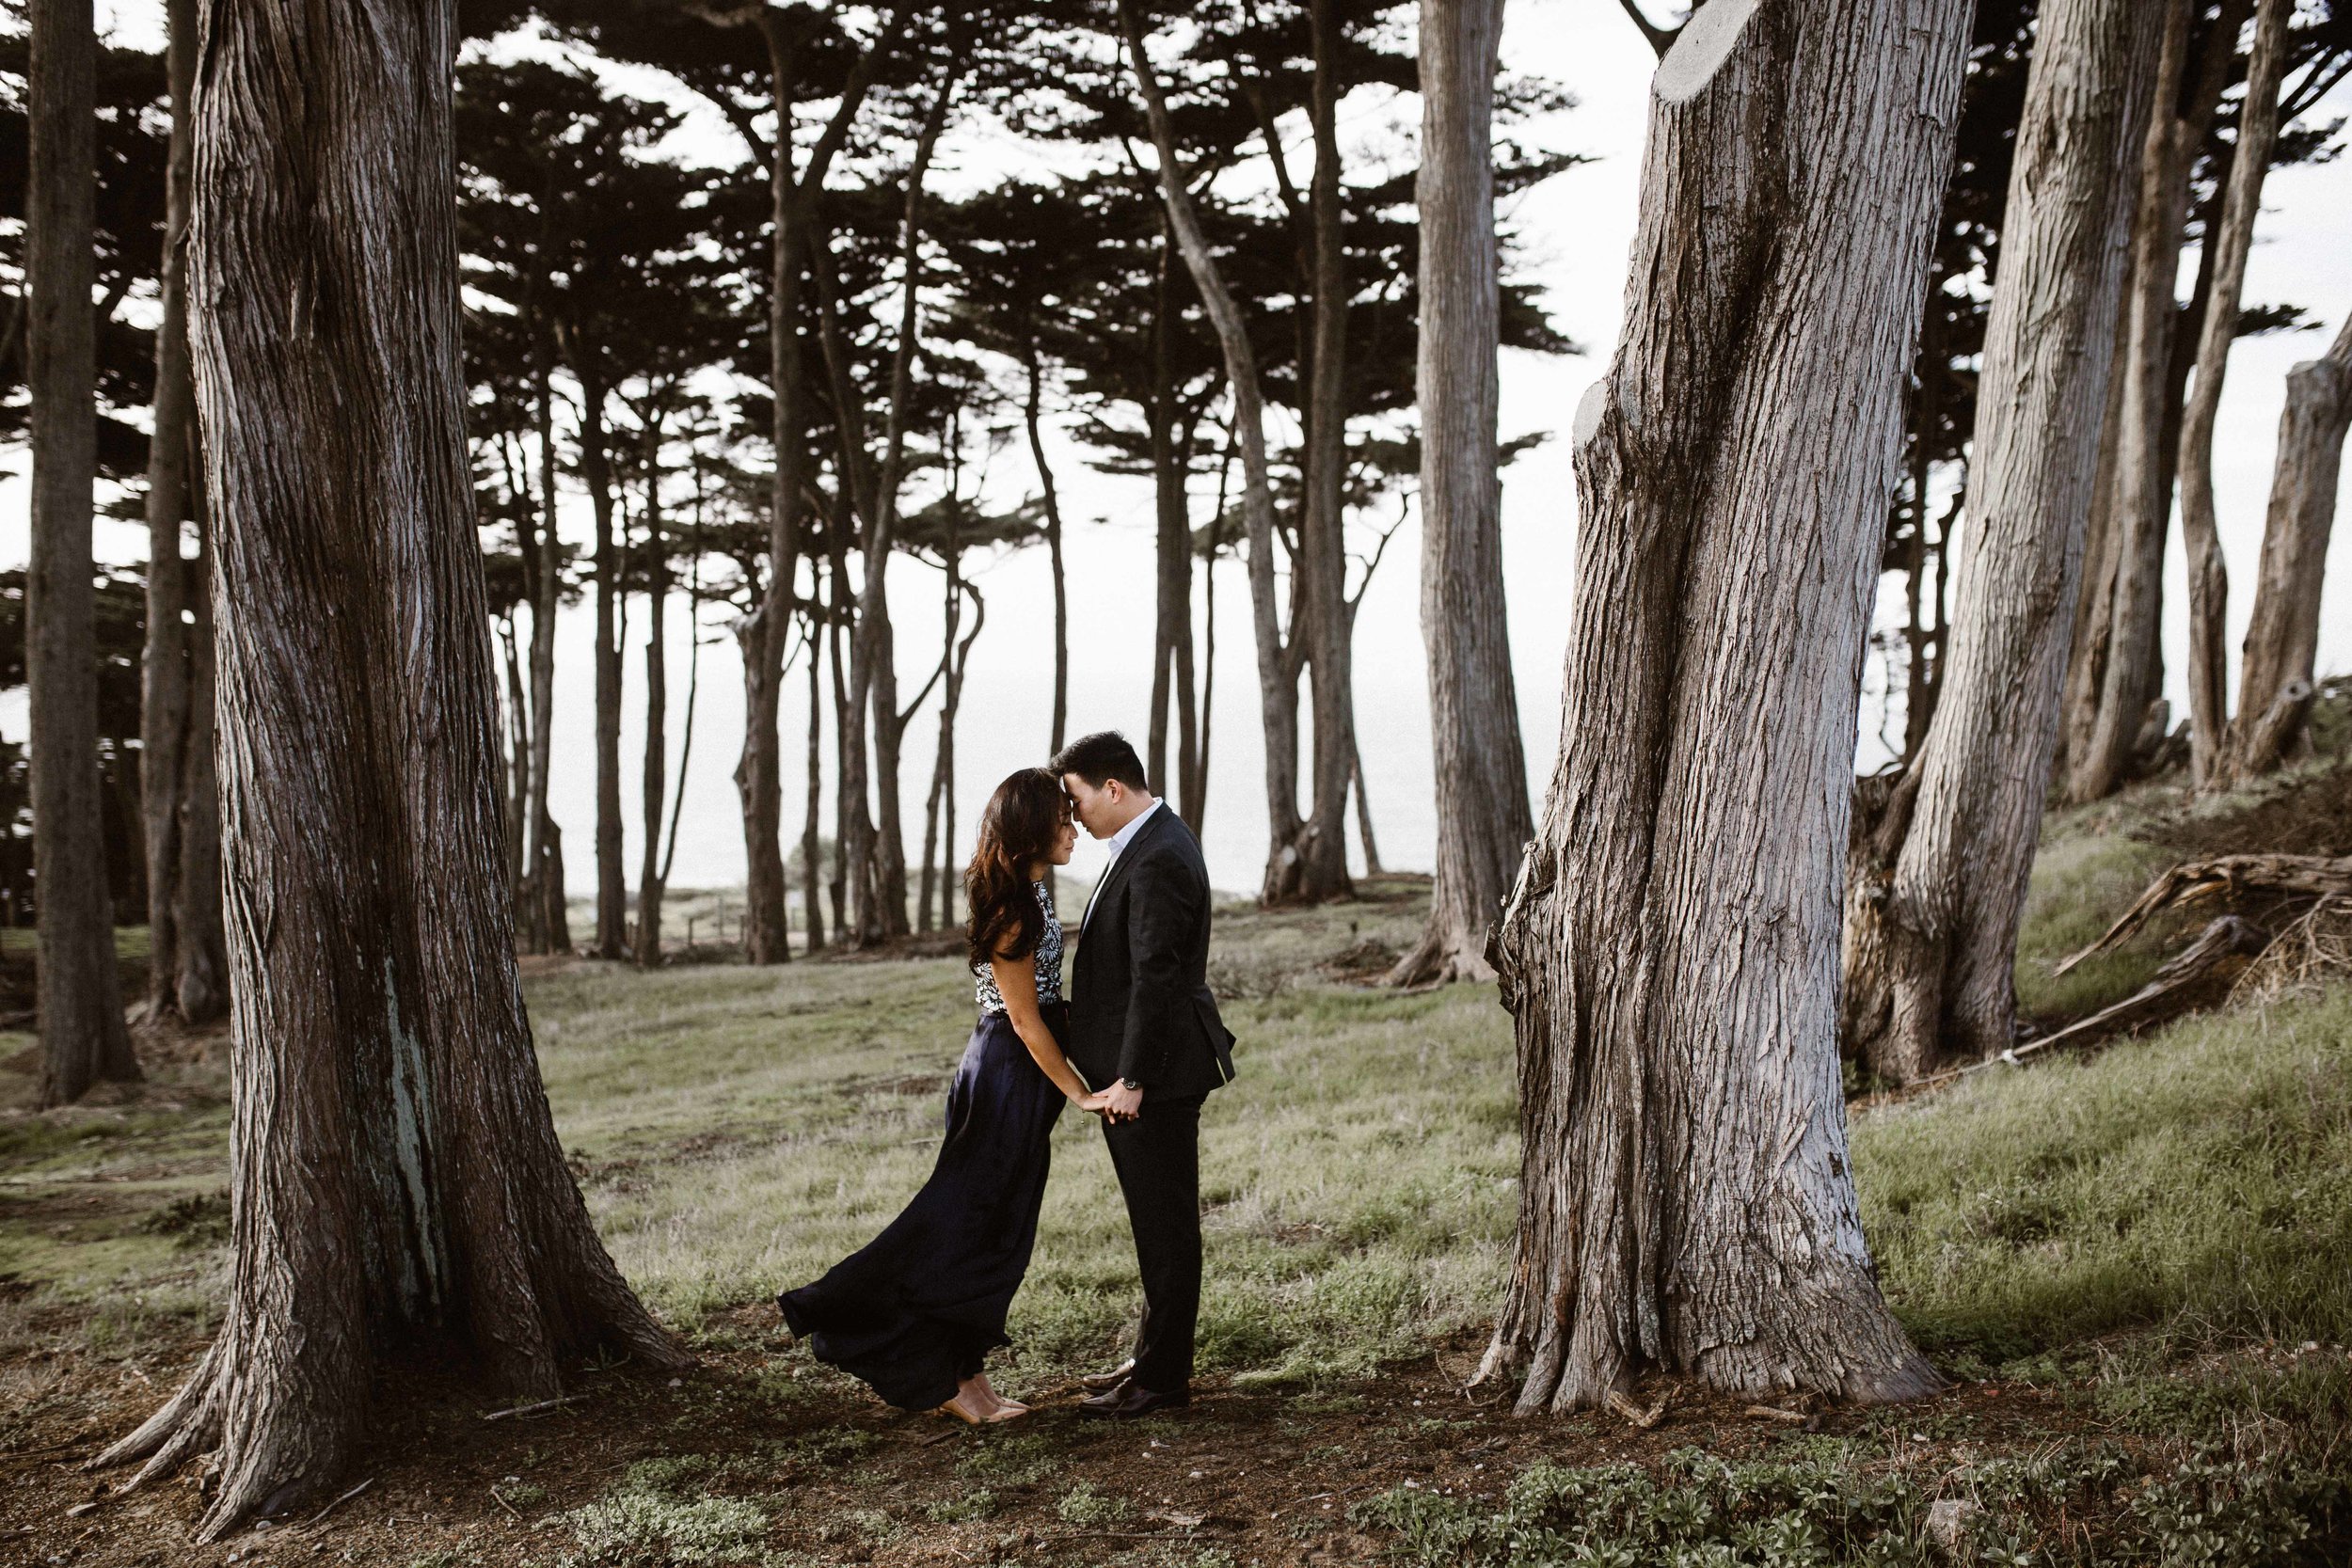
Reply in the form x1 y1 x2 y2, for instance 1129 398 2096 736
2 774 2348 1565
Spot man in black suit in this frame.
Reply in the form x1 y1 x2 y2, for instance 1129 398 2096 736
1052 732 1235 1418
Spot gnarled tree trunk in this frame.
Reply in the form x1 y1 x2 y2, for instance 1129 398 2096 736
93 1 686 1533
2066 0 2247 802
2179 0 2290 787
139 0 227 1028
29 0 139 1105
1391 0 1534 986
1842 0 2164 1086
2056 295 2137 781
2224 314 2352 779
1481 0 1964 1414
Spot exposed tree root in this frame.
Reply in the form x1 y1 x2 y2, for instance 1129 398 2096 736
1382 922 1495 989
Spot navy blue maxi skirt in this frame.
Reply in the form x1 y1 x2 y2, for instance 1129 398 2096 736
777 1004 1068 1410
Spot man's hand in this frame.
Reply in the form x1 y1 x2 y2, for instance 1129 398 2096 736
1104 1081 1144 1123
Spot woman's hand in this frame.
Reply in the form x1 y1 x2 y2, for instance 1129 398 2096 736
1071 1087 1113 1116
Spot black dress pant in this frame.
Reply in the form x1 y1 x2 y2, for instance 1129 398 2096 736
1102 1091 1204 1393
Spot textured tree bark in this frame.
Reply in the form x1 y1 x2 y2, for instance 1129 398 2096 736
1842 0 2163 1086
2066 0 2247 803
1118 0 1310 905
2225 314 2352 779
2180 0 2290 787
29 0 139 1105
1390 0 1534 987
1295 0 1356 902
139 0 228 1027
93 0 685 1534
634 421 669 968
1482 0 1964 1414
2056 295 2137 781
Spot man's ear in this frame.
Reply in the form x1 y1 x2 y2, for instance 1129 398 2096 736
1104 779 1124 805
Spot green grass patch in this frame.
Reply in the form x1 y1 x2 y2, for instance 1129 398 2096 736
1857 987 2352 1365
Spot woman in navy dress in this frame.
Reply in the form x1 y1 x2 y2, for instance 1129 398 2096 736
778 768 1109 1423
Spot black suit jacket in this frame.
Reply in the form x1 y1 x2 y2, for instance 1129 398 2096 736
1067 806 1236 1101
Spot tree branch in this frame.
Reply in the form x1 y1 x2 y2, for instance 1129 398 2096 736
1616 0 1677 59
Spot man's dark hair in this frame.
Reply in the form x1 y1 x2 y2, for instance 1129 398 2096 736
1050 731 1149 792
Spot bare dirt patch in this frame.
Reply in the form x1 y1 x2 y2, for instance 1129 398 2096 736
0 1307 2108 1568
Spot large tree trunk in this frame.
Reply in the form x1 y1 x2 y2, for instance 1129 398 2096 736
1480 0 1965 1414
2065 0 2248 802
634 420 669 967
1118 0 1310 904
1841 0 2164 1086
1295 0 1356 902
2056 295 2137 781
2180 0 2290 787
28 0 138 1105
1390 0 1534 986
139 0 225 1027
2224 314 2352 779
94 0 684 1533
578 377 628 959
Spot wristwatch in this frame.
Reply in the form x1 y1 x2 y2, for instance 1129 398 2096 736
1121 1077 1142 1091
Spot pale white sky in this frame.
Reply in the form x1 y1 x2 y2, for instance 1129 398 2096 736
8 2 2350 900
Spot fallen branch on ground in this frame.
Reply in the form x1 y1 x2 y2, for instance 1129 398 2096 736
298 1477 373 1529
2055 855 2352 975
481 1395 587 1422
1913 915 2273 1093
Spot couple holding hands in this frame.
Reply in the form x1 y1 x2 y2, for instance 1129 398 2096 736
778 732 1237 1424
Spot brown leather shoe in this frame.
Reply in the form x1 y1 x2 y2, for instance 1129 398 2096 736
1077 1380 1190 1419
1080 1359 1137 1391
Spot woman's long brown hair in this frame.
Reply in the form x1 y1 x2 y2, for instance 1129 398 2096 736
965 768 1067 970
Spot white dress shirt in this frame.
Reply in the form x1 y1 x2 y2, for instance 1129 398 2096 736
1081 800 1162 933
